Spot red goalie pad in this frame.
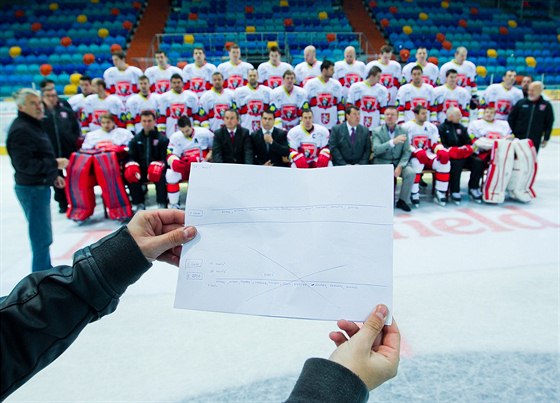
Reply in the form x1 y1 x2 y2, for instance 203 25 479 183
65 151 97 222
92 152 132 221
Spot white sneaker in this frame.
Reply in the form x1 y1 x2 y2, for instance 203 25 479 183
433 191 447 207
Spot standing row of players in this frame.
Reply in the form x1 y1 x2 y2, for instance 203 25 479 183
67 44 527 139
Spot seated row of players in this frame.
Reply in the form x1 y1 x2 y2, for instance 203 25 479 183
68 48 525 143
69 98 535 220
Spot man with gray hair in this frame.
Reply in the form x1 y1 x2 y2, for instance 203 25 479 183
438 106 484 204
7 88 68 272
508 81 554 152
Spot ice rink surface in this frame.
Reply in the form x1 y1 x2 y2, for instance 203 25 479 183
1 140 559 402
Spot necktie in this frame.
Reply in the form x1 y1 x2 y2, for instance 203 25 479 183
230 130 235 144
350 127 356 145
265 131 270 152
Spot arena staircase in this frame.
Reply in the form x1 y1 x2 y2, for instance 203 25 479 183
342 0 386 58
127 0 171 69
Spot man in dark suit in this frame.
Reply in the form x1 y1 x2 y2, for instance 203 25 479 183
329 105 372 165
212 109 253 164
372 106 414 212
251 109 290 166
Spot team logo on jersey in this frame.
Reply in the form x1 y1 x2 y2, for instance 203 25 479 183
457 74 467 87
228 75 243 89
345 73 360 87
361 96 379 112
247 100 264 116
116 81 132 96
317 92 334 109
364 116 373 127
252 120 261 131
156 80 170 93
496 100 512 114
214 104 229 119
443 99 459 111
486 131 503 140
300 143 317 159
412 135 429 149
422 76 430 84
183 147 203 161
93 109 109 125
321 113 330 125
191 77 204 92
412 98 428 108
380 74 394 88
268 76 282 88
281 105 297 121
170 103 187 118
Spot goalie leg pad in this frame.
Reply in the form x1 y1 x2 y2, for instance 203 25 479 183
92 152 132 221
65 151 97 221
483 140 514 204
507 139 537 202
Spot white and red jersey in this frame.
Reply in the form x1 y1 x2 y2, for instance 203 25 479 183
401 62 439 87
270 85 309 131
81 127 133 150
257 61 293 89
294 60 321 86
347 81 388 130
334 60 367 99
157 89 199 137
401 120 441 152
103 65 143 102
83 94 125 131
439 60 477 96
168 127 213 160
217 60 253 90
433 84 471 125
182 62 217 97
68 93 89 132
303 77 344 129
364 60 402 105
396 83 436 123
198 88 235 132
287 123 330 163
480 84 523 120
468 118 512 140
125 92 160 133
233 84 272 132
144 65 184 94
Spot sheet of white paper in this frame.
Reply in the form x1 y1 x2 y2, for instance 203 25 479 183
174 163 393 322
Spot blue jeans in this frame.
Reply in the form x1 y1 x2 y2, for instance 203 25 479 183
15 185 53 272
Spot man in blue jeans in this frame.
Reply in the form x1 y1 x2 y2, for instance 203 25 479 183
7 88 68 272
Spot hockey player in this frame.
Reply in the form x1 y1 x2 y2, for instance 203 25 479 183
157 73 199 137
198 72 235 132
125 75 160 133
468 107 537 203
81 113 133 151
257 45 293 89
433 69 472 126
294 45 321 86
479 70 523 120
396 65 436 123
439 47 477 98
233 69 272 132
334 46 366 100
304 60 345 130
347 66 388 131
401 47 439 87
68 75 94 134
217 43 253 90
124 110 169 212
270 70 309 131
103 51 143 103
182 47 217 97
83 78 125 133
365 45 402 106
287 109 331 168
401 105 450 207
165 116 213 209
144 50 183 94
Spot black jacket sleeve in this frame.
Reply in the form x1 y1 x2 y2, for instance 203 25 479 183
243 130 254 164
359 133 372 165
543 102 554 141
0 226 151 400
212 132 223 163
329 127 346 166
269 129 290 157
286 358 369 402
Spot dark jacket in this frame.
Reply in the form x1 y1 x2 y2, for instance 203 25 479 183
7 111 59 186
0 227 151 400
508 96 554 150
329 123 371 165
212 125 254 164
251 127 290 166
42 100 81 158
438 119 471 148
128 128 169 169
